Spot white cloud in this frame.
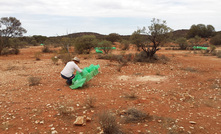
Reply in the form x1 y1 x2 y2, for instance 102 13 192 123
0 0 221 36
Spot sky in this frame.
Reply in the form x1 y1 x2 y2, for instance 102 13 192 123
0 0 221 37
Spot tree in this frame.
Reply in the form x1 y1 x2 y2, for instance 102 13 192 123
0 17 27 54
210 33 221 46
130 30 145 51
74 35 97 54
140 18 173 59
98 40 113 54
106 33 121 43
187 24 215 38
176 37 188 50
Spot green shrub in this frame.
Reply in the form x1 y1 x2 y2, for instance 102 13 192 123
120 40 130 50
176 37 188 50
74 35 97 54
210 33 221 46
97 40 113 54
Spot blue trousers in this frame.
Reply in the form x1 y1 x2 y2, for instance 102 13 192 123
61 74 75 85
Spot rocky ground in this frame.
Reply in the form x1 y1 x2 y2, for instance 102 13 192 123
0 46 220 134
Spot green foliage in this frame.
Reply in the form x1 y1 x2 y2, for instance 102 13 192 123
33 35 47 43
140 18 173 59
120 40 130 50
210 45 216 53
97 40 113 54
106 33 121 43
210 33 221 46
176 37 188 50
187 24 215 38
0 17 27 54
74 35 97 54
130 30 145 51
188 36 201 47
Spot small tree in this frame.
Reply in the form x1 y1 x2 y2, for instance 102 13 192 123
189 35 201 47
74 35 97 54
210 33 221 46
140 18 173 59
106 33 121 43
98 40 113 54
120 40 130 50
187 24 215 38
176 37 188 50
0 17 27 54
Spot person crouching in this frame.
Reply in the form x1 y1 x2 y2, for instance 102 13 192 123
60 57 82 85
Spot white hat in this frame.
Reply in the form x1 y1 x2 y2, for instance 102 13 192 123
72 57 80 62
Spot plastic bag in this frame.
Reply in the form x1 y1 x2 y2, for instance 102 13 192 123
70 64 100 89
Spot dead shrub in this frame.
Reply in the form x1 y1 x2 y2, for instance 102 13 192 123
181 67 197 72
42 46 52 53
34 52 42 60
216 50 221 58
58 104 75 117
28 76 41 86
123 108 151 123
98 111 123 134
51 56 59 65
123 92 137 100
58 53 72 64
84 96 96 109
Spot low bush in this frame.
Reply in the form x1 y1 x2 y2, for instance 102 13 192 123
98 110 123 134
59 53 72 64
217 50 221 58
84 96 96 109
51 56 59 65
122 108 151 123
34 52 42 60
1 48 20 55
28 76 41 86
42 46 52 53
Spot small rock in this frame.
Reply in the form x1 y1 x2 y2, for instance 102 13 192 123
86 117 92 122
51 130 58 134
189 121 196 124
74 116 85 126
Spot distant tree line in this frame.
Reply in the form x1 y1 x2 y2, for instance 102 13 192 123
1 16 221 59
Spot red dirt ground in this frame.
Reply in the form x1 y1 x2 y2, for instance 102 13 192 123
0 46 220 134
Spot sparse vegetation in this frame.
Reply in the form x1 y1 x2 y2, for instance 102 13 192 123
51 56 59 65
28 76 41 86
34 52 42 60
123 91 137 100
98 110 123 134
122 108 151 123
84 96 96 109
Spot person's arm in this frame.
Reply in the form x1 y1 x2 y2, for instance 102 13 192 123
74 64 82 73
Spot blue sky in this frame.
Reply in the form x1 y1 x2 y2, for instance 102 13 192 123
0 0 220 37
